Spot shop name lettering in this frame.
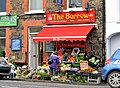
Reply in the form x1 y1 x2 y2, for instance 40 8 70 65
50 13 91 20
60 43 80 47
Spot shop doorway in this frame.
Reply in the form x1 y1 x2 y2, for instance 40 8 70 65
28 34 38 68
28 27 43 68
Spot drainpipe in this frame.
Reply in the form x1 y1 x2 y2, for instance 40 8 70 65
101 0 106 66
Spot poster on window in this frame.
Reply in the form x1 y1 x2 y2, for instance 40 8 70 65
45 41 55 52
11 38 22 51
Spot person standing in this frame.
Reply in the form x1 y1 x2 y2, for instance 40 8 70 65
49 51 60 81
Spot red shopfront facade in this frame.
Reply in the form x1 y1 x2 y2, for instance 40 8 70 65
33 10 96 62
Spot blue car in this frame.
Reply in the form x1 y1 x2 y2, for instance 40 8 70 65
102 49 120 88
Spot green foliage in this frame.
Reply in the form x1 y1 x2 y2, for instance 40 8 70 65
11 62 18 68
75 76 88 83
36 70 51 80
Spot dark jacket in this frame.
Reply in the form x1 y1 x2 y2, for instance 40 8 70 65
49 54 59 69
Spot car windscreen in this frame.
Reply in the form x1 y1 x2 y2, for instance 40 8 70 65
112 49 120 59
0 58 8 65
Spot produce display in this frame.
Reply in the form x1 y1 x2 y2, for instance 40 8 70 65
60 61 97 73
88 56 100 66
56 50 100 84
14 48 100 84
60 63 71 71
15 65 51 80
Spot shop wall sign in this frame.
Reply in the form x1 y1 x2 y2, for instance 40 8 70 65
46 10 96 24
56 41 85 48
0 15 17 26
10 38 22 51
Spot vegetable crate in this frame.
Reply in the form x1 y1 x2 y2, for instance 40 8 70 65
88 72 101 84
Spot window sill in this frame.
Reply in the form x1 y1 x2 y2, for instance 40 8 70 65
25 11 45 15
116 21 120 23
63 8 84 12
0 12 7 16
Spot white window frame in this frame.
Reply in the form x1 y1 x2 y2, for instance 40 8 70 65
0 12 7 15
66 0 83 11
0 28 6 50
25 0 45 14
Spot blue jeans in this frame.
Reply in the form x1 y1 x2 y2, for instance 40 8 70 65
50 67 56 76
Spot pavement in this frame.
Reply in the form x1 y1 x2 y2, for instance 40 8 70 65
3 77 107 86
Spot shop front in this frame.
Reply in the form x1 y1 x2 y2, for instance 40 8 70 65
33 25 95 62
33 10 96 62
28 10 102 84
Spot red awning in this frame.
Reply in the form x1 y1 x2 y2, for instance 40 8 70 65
33 25 94 42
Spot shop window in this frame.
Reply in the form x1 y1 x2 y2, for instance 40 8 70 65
0 29 6 37
67 0 83 11
0 29 6 51
29 0 44 13
0 39 5 49
0 0 6 15
45 41 55 52
29 27 43 34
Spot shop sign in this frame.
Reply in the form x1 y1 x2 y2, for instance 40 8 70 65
53 38 66 41
0 15 17 26
10 38 22 51
46 10 96 24
56 41 85 48
80 60 88 70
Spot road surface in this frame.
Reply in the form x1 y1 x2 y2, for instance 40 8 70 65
0 80 111 88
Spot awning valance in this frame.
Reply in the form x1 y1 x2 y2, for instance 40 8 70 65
33 25 94 42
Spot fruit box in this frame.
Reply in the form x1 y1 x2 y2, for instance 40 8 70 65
80 60 88 70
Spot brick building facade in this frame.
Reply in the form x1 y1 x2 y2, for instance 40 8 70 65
0 0 105 66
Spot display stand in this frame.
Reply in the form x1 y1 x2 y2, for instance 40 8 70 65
88 72 101 84
60 61 101 84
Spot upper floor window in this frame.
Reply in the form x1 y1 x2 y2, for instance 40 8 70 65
0 0 6 15
56 0 62 5
29 0 44 13
67 0 83 11
69 0 82 8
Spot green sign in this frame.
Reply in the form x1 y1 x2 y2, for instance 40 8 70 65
0 15 17 26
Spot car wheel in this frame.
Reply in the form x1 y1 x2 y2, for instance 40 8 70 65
0 76 4 80
107 71 120 88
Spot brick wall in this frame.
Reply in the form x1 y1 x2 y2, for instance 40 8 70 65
5 0 104 64
6 0 46 63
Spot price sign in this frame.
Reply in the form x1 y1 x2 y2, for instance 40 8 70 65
80 60 88 70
